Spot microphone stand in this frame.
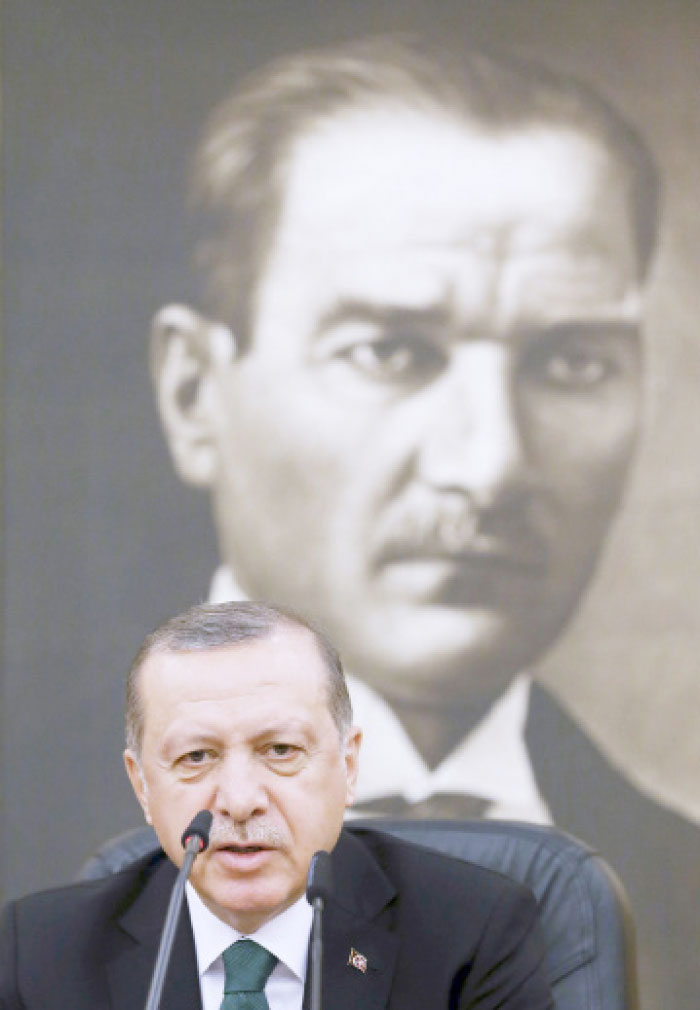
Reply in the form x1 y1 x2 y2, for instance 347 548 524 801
306 850 333 1010
310 893 325 1010
144 810 213 1010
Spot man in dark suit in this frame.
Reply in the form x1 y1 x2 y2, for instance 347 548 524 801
0 601 551 1009
148 35 697 1009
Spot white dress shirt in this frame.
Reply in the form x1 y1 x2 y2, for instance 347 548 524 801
186 883 312 1010
349 671 552 823
209 566 552 825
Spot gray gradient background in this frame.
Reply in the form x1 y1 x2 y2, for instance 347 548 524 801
3 0 700 902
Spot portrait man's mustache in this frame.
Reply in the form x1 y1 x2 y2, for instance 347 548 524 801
372 486 548 571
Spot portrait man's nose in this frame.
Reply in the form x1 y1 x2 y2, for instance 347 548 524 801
414 342 533 509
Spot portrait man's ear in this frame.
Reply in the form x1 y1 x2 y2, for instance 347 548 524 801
150 303 236 488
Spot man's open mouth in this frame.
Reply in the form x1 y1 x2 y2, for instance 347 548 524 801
216 843 270 854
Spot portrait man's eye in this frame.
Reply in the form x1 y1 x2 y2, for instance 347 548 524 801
331 331 447 386
522 326 640 392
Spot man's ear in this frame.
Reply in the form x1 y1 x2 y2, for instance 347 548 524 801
124 749 153 825
343 726 363 809
150 303 237 488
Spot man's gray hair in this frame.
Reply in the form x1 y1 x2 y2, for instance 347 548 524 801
125 600 352 754
189 33 660 347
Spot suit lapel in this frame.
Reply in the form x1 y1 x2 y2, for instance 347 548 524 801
320 914 399 1010
525 680 628 844
105 856 202 1010
525 680 571 826
303 830 399 1010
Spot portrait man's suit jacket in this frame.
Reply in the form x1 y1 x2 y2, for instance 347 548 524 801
0 826 552 1010
526 681 699 1010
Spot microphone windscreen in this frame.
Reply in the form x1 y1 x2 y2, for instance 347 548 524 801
181 809 213 851
306 850 334 904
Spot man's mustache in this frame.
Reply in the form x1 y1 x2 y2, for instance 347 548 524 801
373 488 548 568
208 819 289 849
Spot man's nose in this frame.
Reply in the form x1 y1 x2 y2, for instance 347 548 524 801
210 753 269 823
416 343 533 508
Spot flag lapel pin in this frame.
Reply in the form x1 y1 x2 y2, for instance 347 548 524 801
347 947 368 973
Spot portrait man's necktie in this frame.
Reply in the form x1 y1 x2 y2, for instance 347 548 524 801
221 939 278 1010
357 791 491 819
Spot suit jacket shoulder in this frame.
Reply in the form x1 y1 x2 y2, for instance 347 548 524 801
0 851 200 1010
335 827 552 1009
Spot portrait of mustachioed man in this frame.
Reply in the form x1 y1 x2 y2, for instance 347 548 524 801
3 3 700 1009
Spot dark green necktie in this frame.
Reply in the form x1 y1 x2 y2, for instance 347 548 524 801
221 939 278 1010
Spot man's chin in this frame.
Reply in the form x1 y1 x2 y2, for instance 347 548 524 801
354 603 534 675
199 875 298 931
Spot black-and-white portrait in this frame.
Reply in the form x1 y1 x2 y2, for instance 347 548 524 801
3 3 700 1009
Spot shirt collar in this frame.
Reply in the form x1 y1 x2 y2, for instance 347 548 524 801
186 883 312 983
348 672 551 822
208 565 551 824
209 565 245 605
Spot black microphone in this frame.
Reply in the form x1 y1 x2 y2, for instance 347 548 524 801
306 850 333 1010
181 808 214 852
144 810 213 1010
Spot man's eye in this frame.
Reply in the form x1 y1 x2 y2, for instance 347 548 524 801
524 330 632 390
544 348 613 386
340 336 445 384
266 743 298 758
261 742 306 775
180 749 212 765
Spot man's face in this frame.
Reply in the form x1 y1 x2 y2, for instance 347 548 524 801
124 627 359 932
172 110 644 710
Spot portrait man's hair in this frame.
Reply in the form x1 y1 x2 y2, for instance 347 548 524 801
189 34 660 350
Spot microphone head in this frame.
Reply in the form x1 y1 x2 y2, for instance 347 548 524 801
306 850 333 904
181 809 213 852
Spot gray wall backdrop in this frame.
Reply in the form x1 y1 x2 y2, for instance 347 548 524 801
3 0 700 903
